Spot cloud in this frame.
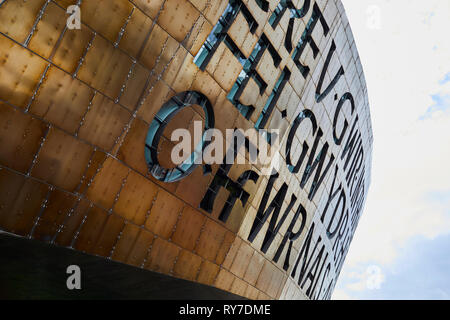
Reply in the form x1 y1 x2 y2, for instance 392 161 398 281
345 268 385 292
332 289 355 300
420 93 450 120
439 72 450 85
334 234 450 299
335 0 450 299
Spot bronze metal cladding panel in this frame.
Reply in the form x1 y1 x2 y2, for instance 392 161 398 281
0 0 373 300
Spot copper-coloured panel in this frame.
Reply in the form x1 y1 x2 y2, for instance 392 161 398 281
31 127 93 191
214 268 235 292
245 285 261 300
92 213 125 257
80 0 134 43
0 102 48 173
243 250 265 286
169 53 198 92
0 170 48 236
158 0 200 43
196 260 220 286
161 45 189 88
54 198 91 247
221 236 242 270
230 241 254 278
230 277 248 297
126 227 154 267
213 47 242 92
174 165 215 208
255 260 285 298
173 249 202 281
77 150 107 195
118 63 150 112
119 8 153 59
30 66 94 134
140 24 178 73
144 189 183 239
78 94 131 151
184 14 213 57
77 36 133 99
0 36 48 108
85 157 129 210
202 0 228 26
0 0 46 43
114 170 158 225
171 206 206 251
215 230 236 266
191 70 222 106
74 205 108 253
32 189 78 242
133 0 165 20
195 219 227 262
116 118 149 175
110 223 141 263
52 24 94 74
137 77 175 123
144 237 180 274
28 2 66 59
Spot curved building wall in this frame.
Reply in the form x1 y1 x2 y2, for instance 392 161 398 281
0 0 372 300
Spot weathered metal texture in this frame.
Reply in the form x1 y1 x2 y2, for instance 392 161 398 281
0 0 372 300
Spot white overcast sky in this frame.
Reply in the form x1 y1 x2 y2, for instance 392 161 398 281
333 0 450 299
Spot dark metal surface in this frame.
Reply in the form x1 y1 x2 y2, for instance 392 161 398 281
0 232 244 300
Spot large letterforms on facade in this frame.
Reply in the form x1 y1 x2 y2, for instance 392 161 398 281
0 0 372 300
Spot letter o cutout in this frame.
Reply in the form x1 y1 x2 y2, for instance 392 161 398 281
145 91 215 182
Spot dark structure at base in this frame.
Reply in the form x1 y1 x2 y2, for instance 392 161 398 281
0 233 243 300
